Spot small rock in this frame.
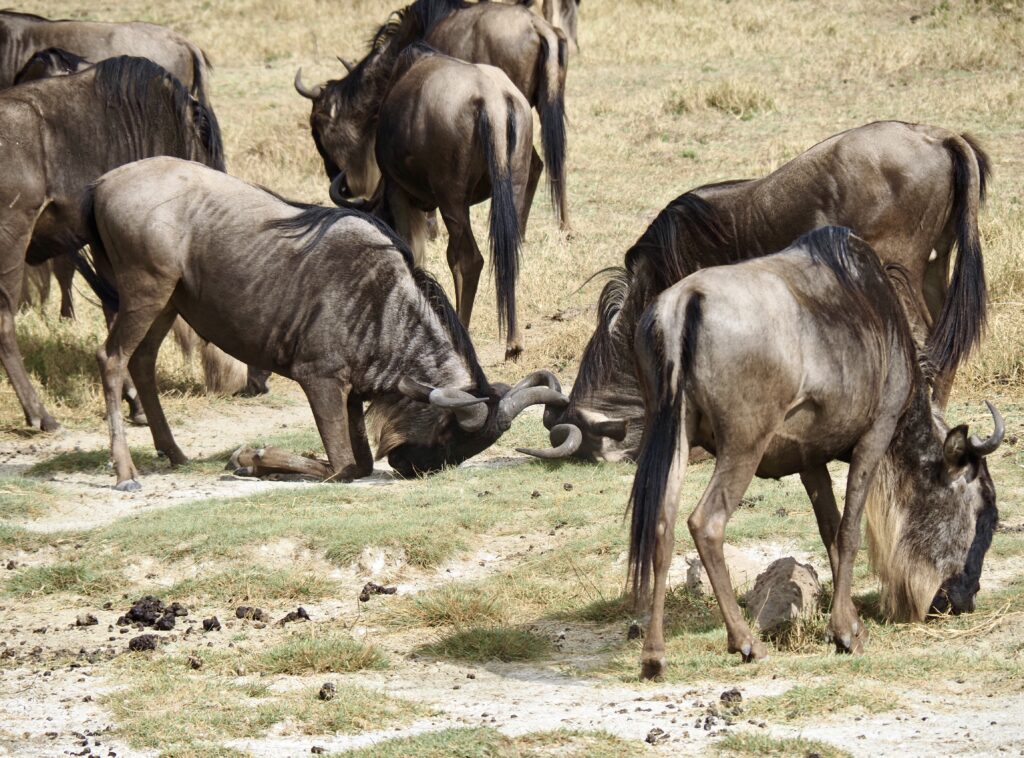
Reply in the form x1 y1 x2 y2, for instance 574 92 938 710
5 560 15 570
202 617 221 632
127 635 157 652
645 727 669 745
563 482 573 491
76 613 98 628
318 682 336 701
187 656 203 670
744 557 821 633
686 544 762 595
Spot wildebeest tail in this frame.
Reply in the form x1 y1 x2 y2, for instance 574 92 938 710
537 27 569 228
928 135 989 376
478 102 521 339
73 185 119 312
628 293 701 599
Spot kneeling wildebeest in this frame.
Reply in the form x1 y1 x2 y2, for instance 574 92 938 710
628 226 1002 679
332 43 535 360
296 0 569 231
81 157 567 491
531 121 990 462
0 10 212 103
0 56 225 431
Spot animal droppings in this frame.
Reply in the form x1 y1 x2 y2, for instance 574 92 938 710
318 682 336 701
627 622 643 640
202 617 221 632
76 613 98 627
645 727 669 744
359 582 398 602
235 606 268 622
127 634 157 652
720 688 742 704
277 607 311 625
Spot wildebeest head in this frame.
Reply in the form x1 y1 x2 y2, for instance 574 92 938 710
866 401 1004 622
371 371 568 478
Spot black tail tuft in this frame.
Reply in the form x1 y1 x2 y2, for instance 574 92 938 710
928 137 987 376
478 105 521 338
537 34 568 227
627 294 701 599
74 184 120 312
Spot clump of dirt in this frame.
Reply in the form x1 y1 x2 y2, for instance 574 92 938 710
358 582 397 602
117 596 188 631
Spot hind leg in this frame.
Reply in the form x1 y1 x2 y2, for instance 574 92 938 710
439 203 483 330
800 465 841 584
0 216 58 431
688 450 768 661
519 148 544 240
102 304 147 425
127 305 187 466
98 284 178 490
923 252 955 409
54 253 76 320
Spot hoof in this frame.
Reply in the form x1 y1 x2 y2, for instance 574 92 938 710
504 346 524 362
228 446 258 470
733 639 769 663
39 416 61 433
115 479 141 492
831 621 868 655
640 657 666 681
129 412 149 426
232 467 256 478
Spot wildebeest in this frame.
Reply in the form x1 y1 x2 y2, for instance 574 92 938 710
0 10 211 102
329 43 535 360
499 0 579 52
0 56 224 431
628 226 1002 679
295 0 569 231
526 121 990 461
80 157 567 490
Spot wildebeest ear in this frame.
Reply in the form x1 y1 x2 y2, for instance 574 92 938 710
592 418 627 441
943 425 970 471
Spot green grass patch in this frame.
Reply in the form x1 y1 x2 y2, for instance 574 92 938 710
715 732 851 758
383 583 509 628
0 476 58 520
744 682 898 721
342 728 516 758
5 560 124 598
418 627 552 663
105 656 417 755
165 565 339 606
254 629 388 674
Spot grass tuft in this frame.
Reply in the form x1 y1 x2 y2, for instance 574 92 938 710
166 565 339 605
5 560 124 598
744 682 898 722
418 627 552 663
715 732 852 758
254 629 388 674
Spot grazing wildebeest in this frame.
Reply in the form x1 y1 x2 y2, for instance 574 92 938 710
80 157 567 490
295 0 569 230
0 10 211 102
329 43 534 360
0 56 224 431
628 226 1002 679
526 121 990 461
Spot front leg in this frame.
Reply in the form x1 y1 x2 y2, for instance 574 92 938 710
301 376 372 482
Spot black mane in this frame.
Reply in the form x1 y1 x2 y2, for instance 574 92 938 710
91 55 223 170
571 191 732 405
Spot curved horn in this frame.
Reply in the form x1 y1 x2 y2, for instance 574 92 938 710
967 400 1005 456
517 424 583 459
336 56 355 73
498 386 568 430
397 377 488 432
294 68 322 99
509 369 563 394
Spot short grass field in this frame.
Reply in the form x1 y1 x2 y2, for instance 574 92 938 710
2 0 1024 756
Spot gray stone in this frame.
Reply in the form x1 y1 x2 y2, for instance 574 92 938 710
685 544 762 596
744 557 821 632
